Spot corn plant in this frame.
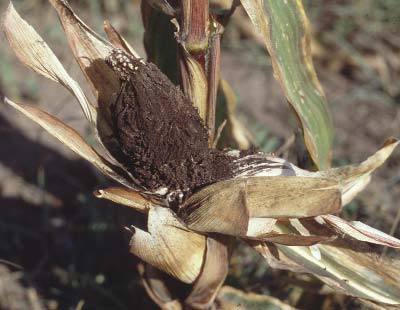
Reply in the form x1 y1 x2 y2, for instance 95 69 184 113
2 0 400 309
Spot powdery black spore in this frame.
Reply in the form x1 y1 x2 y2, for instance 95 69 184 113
105 49 232 198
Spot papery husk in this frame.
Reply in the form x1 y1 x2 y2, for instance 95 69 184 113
94 187 157 213
246 218 276 237
2 3 95 124
180 176 341 236
130 207 206 284
180 51 209 124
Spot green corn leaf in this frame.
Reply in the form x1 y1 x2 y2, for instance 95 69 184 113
241 0 333 170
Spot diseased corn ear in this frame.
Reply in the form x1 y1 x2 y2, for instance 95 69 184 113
2 3 95 124
129 207 206 284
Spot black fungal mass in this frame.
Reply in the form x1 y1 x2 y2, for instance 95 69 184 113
105 49 233 201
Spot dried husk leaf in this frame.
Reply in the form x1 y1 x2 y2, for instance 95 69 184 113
103 21 141 58
216 286 299 310
215 79 253 149
322 215 400 248
246 218 276 237
4 98 131 187
185 236 230 309
138 264 182 310
234 138 398 205
180 52 209 123
180 176 341 236
94 187 156 213
317 137 400 204
2 3 95 124
247 232 334 246
130 207 206 284
48 0 119 124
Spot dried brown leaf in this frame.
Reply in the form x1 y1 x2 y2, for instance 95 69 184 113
103 21 141 58
323 215 400 248
185 236 230 309
48 0 118 124
4 98 131 187
130 207 206 284
2 3 95 123
94 187 156 213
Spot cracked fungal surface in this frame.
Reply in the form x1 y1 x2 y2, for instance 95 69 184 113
105 49 233 202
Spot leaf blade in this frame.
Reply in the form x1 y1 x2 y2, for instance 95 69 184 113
241 0 333 169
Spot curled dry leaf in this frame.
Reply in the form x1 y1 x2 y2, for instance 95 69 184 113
317 137 400 204
3 98 131 187
138 264 182 310
103 20 141 58
94 187 156 213
129 207 206 284
322 215 400 248
215 79 253 150
185 236 230 309
2 3 95 124
48 0 118 124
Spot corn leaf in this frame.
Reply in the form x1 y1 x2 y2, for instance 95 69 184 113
260 222 400 304
241 0 333 169
216 286 299 310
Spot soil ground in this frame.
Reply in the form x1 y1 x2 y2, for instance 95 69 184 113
0 1 399 309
